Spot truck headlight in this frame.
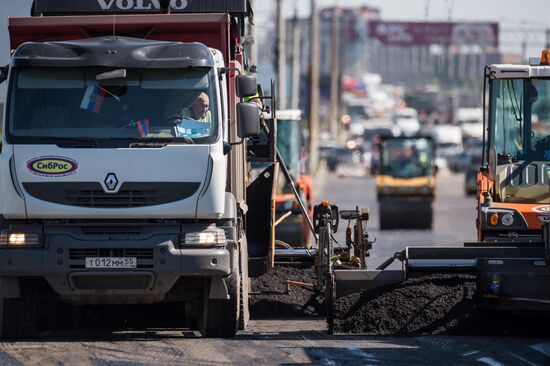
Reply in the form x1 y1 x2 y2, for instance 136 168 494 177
181 229 226 246
501 213 514 227
0 232 42 247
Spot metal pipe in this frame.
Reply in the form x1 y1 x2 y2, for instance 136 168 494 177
276 148 318 242
376 251 405 270
407 259 477 271
275 248 317 258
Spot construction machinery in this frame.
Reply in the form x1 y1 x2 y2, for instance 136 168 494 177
376 136 436 230
274 110 314 248
316 51 550 327
0 0 281 339
272 51 550 333
477 51 550 244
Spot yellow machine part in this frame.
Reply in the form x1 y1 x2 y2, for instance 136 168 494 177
376 175 435 197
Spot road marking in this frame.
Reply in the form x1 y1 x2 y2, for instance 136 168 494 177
346 346 378 363
508 352 538 366
463 351 480 356
477 357 504 366
300 335 337 366
530 342 550 358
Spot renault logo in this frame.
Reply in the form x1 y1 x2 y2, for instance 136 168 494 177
104 173 119 191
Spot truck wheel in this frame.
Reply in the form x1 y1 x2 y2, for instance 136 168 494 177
199 268 240 338
0 281 37 340
238 236 250 330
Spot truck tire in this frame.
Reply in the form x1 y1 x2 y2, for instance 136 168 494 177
198 267 240 338
238 236 250 330
0 281 37 340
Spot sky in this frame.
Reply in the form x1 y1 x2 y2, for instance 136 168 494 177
1 0 548 100
255 0 548 26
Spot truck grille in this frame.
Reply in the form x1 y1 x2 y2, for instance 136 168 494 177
70 274 153 290
66 189 154 208
69 248 154 269
80 226 143 236
23 182 201 208
70 248 154 260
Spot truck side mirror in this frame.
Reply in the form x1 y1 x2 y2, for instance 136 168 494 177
0 66 8 84
237 102 260 138
236 75 258 98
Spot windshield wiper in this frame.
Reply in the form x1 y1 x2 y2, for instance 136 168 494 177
107 137 194 147
129 142 168 148
53 137 99 148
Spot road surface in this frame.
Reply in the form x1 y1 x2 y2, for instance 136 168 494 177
2 168 550 366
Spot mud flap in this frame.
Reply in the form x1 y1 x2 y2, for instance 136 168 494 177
246 163 278 277
477 258 550 311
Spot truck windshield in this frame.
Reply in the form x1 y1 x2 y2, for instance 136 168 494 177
7 67 218 145
491 78 550 161
381 138 433 178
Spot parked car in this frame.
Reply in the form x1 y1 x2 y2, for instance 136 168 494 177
394 108 421 137
431 125 463 171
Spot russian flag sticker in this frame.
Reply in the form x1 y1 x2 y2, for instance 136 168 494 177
137 119 150 138
80 85 106 114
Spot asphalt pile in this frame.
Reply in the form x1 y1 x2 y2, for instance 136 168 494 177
333 273 479 335
250 264 325 319
332 273 550 336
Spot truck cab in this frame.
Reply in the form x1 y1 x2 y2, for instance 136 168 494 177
478 51 550 243
0 0 269 339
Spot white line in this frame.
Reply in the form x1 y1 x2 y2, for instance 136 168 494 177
508 352 538 366
477 357 505 366
300 336 337 366
463 351 480 356
530 342 550 358
346 347 378 362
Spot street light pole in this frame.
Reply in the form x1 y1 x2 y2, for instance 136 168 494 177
276 0 287 109
309 0 320 171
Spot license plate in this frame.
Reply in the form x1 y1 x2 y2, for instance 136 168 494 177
85 257 137 269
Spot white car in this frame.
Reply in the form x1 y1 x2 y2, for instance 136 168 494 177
454 108 483 139
431 125 464 170
394 108 420 137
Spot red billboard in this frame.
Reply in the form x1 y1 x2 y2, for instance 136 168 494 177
368 21 499 48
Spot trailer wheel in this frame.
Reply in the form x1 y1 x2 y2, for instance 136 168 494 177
198 268 240 338
0 281 37 340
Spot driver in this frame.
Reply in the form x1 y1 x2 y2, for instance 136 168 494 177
179 92 211 123
394 146 424 177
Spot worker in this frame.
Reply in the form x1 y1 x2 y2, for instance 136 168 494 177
394 145 424 177
180 92 211 122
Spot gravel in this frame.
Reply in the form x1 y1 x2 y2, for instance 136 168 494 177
333 273 479 335
250 267 550 336
250 264 325 319
333 273 550 336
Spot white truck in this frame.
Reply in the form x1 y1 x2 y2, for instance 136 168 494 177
0 0 273 339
